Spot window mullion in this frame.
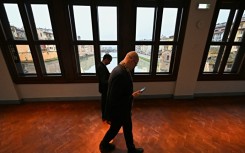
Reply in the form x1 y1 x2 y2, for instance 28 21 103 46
231 44 245 73
214 9 236 73
46 2 65 76
218 9 245 74
0 3 13 40
68 5 77 42
152 6 162 75
232 13 245 72
174 7 182 42
0 4 20 78
7 45 23 76
171 7 183 75
217 45 232 74
90 3 100 69
68 4 81 75
169 45 177 74
213 45 225 72
18 2 44 77
226 9 244 42
221 9 236 42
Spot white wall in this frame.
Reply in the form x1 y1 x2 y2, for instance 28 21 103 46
195 81 245 95
0 0 245 103
0 48 20 102
174 0 217 97
16 83 100 101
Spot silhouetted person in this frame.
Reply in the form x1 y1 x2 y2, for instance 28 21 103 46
99 51 144 153
97 54 112 121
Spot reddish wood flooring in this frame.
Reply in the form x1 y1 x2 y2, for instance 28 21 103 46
1 96 245 153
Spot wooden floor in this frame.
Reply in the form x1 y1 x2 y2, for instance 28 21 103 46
1 96 245 153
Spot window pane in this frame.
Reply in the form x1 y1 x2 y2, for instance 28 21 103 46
98 7 117 41
234 11 245 42
160 8 177 41
136 7 155 41
73 6 93 40
31 4 54 40
16 45 36 74
157 45 173 72
224 46 239 72
135 45 152 73
100 45 117 73
4 4 27 40
203 45 225 72
40 45 61 74
212 9 230 42
77 45 95 73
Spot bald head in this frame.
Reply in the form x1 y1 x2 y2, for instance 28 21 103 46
121 51 139 70
126 51 139 61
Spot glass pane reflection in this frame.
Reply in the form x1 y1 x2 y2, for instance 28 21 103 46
160 8 177 41
136 7 155 41
73 5 93 40
4 3 27 40
157 45 173 73
100 45 117 73
40 45 61 74
16 45 36 74
31 4 54 40
77 45 96 73
224 46 239 72
234 11 245 42
98 7 117 41
204 45 225 72
135 45 152 73
212 9 230 42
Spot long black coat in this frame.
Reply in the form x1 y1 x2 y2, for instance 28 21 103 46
97 62 110 94
105 64 133 121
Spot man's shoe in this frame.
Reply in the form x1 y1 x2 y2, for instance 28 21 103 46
99 143 115 152
128 147 144 153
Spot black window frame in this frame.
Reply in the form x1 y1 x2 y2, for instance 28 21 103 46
0 0 190 84
68 0 119 81
0 0 65 83
133 0 189 82
198 0 245 81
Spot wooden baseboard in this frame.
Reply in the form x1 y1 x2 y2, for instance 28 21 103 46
1 92 244 104
0 100 22 104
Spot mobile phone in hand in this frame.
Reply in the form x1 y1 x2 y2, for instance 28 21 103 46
140 87 146 92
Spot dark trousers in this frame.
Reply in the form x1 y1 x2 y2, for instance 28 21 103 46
101 92 107 120
101 114 135 150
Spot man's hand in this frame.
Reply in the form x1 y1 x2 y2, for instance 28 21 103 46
132 90 142 97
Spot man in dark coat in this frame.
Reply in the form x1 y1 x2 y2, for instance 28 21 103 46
97 54 112 121
99 51 144 153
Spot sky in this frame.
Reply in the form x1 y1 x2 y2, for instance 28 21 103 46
4 4 52 29
136 7 179 40
4 4 24 28
73 6 117 40
4 4 235 41
217 9 230 24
